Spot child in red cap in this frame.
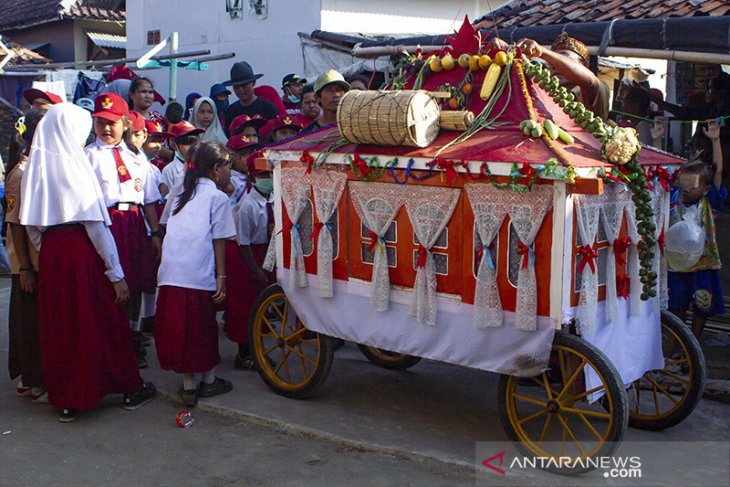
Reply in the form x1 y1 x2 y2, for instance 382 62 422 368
160 121 204 196
85 93 165 363
225 134 260 205
270 115 302 142
228 114 266 142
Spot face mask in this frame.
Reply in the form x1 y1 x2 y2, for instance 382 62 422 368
175 150 185 162
287 95 300 104
254 177 273 195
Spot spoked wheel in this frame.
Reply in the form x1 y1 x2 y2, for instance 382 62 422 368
248 284 335 399
498 332 628 474
627 310 706 430
357 344 422 371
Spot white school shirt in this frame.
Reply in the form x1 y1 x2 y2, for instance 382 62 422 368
236 189 273 246
229 169 248 206
160 158 184 194
158 178 236 291
85 140 162 207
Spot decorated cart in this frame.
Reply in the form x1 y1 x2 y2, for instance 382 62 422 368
248 20 705 472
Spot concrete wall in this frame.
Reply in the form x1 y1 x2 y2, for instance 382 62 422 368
126 0 321 104
73 19 126 61
320 0 509 34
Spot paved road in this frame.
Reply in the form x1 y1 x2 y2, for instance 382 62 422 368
0 279 470 487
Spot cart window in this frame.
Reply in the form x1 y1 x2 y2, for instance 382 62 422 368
328 209 339 260
412 250 448 275
361 242 397 267
300 200 314 256
361 221 397 242
577 223 608 245
507 223 519 288
412 228 448 248
473 223 499 279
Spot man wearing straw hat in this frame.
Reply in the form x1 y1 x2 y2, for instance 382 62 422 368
302 70 350 134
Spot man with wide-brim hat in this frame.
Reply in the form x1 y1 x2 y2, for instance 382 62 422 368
302 70 350 133
222 61 278 134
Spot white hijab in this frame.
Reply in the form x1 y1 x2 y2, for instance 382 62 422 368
191 96 227 144
20 103 111 226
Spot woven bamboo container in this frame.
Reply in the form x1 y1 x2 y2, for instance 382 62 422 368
439 110 475 131
337 90 440 148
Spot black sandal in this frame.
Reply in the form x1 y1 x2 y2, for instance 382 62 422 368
198 378 233 398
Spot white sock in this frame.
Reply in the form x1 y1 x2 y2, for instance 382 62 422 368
202 368 216 385
141 291 157 318
182 374 197 391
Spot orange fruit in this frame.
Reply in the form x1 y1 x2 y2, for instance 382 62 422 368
462 83 473 95
494 51 508 66
468 55 480 71
448 97 459 109
478 55 491 70
458 54 471 68
429 56 443 73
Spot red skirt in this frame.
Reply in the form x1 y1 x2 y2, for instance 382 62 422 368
155 286 220 373
224 241 272 344
108 206 145 294
38 225 142 410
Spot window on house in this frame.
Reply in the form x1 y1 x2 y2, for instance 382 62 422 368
147 30 161 45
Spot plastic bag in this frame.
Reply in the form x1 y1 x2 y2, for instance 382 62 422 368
666 205 705 271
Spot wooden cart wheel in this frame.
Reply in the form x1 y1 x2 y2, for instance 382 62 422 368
248 284 335 399
498 332 628 474
627 310 706 430
356 344 422 371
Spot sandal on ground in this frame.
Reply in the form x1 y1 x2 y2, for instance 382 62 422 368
179 386 199 408
198 378 233 398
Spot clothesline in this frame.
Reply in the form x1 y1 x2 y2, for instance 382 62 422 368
610 110 729 126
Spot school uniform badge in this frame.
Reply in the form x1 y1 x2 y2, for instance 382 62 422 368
134 178 143 192
6 196 15 212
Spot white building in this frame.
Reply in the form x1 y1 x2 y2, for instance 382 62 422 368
125 0 507 102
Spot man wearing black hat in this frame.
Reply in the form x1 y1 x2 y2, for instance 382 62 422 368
223 61 278 134
281 73 307 115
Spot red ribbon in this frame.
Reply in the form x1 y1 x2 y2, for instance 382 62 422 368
300 150 314 175
367 230 381 252
616 274 630 299
654 166 673 191
613 236 631 266
112 147 132 183
275 221 293 237
416 244 428 268
354 154 369 178
658 232 665 256
427 158 464 184
518 161 537 182
516 241 531 269
309 221 325 241
577 244 599 274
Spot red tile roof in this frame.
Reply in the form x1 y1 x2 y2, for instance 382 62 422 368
0 0 125 32
475 0 730 30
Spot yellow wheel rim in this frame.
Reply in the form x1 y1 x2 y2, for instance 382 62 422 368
252 290 322 392
504 344 615 460
629 322 693 421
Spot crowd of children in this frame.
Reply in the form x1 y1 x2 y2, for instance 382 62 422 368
5 58 727 422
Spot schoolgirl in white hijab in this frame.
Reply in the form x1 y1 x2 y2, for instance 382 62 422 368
191 96 228 144
19 103 154 422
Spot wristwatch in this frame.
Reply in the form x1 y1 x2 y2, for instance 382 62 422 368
150 229 164 238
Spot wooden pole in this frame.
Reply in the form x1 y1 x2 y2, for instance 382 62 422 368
6 49 212 70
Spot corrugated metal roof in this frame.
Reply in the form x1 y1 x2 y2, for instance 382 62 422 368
86 31 125 50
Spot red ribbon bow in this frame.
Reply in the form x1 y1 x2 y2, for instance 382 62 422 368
657 232 665 256
616 274 630 299
416 244 428 268
276 221 293 237
518 161 538 182
367 230 382 252
309 221 326 241
577 244 599 274
516 241 531 269
613 236 631 266
354 154 369 178
428 158 464 184
654 166 673 191
300 150 314 175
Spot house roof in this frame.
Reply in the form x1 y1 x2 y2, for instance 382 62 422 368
0 0 125 32
474 0 730 30
0 36 51 65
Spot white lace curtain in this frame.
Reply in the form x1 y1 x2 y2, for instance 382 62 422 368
510 186 554 331
404 186 460 326
651 187 670 310
349 181 407 311
624 201 643 316
309 170 348 297
574 194 601 334
599 184 631 324
465 184 508 328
